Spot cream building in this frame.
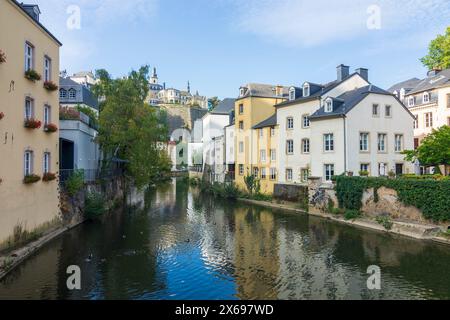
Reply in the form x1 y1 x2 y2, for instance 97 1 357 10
0 1 61 245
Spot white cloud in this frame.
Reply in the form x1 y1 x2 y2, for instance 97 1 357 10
228 0 450 47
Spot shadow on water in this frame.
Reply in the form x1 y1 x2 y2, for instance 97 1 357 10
1 178 450 300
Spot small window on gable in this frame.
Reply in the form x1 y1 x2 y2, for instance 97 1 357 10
423 92 430 104
289 88 296 101
68 88 76 100
303 83 310 97
408 97 415 107
240 88 246 97
325 99 333 113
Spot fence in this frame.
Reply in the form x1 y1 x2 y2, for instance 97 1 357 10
59 168 123 185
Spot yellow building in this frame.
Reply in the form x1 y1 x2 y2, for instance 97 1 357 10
0 1 62 245
252 115 280 194
234 84 288 193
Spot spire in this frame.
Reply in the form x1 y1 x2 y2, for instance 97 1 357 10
153 67 157 77
187 81 191 94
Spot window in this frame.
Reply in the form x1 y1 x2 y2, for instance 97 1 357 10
408 97 415 107
378 163 388 176
395 134 403 152
253 167 259 177
286 140 294 155
324 164 335 182
400 88 406 101
25 42 34 71
360 163 370 174
239 142 244 153
287 117 294 130
324 134 334 152
259 129 264 138
270 168 277 180
44 56 51 82
60 89 67 99
239 121 244 130
240 88 245 97
289 88 296 101
25 97 34 120
303 83 310 97
302 115 310 128
68 88 77 100
378 134 387 152
261 168 267 180
413 115 418 129
43 152 51 174
385 105 392 117
425 112 433 128
325 99 333 113
270 127 275 137
360 133 369 152
423 92 430 104
286 169 293 182
260 150 266 163
270 149 276 162
372 104 379 116
239 164 244 176
301 169 309 182
24 151 33 176
302 139 310 154
239 104 244 114
44 105 51 125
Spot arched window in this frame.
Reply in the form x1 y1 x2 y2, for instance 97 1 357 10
303 83 310 97
325 99 333 113
59 88 67 99
289 88 296 101
68 88 76 100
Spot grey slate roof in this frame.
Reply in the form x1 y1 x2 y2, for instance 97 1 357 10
239 83 290 99
253 114 277 129
59 77 99 110
387 78 421 93
211 98 236 115
408 69 450 95
310 85 394 120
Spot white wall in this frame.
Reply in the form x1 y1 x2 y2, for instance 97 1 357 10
225 125 235 165
202 114 230 167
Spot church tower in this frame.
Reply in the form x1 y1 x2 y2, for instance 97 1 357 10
187 81 191 94
151 67 158 84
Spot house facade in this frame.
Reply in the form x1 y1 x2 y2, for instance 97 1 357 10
224 124 236 179
234 84 288 192
0 0 61 244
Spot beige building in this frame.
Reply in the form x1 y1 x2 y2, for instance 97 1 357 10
0 1 61 245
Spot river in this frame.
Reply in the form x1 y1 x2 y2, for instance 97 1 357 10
1 178 450 300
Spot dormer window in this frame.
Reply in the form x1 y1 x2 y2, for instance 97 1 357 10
400 88 406 101
408 96 415 107
289 88 296 101
239 88 246 97
325 99 333 113
423 92 430 104
303 83 310 97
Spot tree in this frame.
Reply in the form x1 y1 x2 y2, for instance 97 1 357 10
208 97 221 110
94 66 171 189
421 26 450 70
403 126 450 174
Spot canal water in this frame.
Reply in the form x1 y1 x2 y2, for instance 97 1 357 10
1 179 450 300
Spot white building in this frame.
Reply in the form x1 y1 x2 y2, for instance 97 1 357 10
68 71 98 89
213 135 226 183
225 123 236 178
277 65 414 183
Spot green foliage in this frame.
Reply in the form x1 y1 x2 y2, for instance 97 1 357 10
197 180 241 200
65 170 85 196
84 192 107 220
93 66 171 189
76 104 98 128
376 216 394 231
244 173 260 195
336 176 450 222
359 170 369 177
403 126 450 168
344 210 361 221
421 26 450 70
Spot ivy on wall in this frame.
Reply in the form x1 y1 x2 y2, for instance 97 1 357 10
335 176 450 222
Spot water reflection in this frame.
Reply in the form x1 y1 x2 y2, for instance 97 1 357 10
1 178 450 300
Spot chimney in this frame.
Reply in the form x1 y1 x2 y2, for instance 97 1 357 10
427 68 442 77
356 68 369 82
337 64 350 82
21 4 41 22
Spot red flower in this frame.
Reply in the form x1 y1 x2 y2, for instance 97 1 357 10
44 81 58 91
44 123 58 133
24 118 42 129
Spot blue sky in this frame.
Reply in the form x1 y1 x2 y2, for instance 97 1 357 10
33 0 449 99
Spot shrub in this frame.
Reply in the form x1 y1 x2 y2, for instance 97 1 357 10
376 216 394 231
84 192 107 220
344 210 361 221
65 170 84 196
24 69 41 81
43 81 58 91
336 176 450 222
359 170 369 177
23 174 41 184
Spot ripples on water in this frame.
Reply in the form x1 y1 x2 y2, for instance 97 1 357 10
1 178 450 300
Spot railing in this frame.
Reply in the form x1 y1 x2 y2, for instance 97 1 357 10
59 168 123 185
189 165 203 173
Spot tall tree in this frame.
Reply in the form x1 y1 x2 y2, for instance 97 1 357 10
94 66 171 188
421 26 450 70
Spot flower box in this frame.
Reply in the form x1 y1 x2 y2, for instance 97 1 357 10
44 123 58 133
0 112 4 120
43 81 58 91
43 173 57 182
0 50 6 63
23 174 41 184
24 118 42 129
24 69 41 82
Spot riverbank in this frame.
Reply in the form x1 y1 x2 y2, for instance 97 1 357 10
238 197 450 245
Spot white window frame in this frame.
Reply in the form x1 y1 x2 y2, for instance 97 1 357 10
270 149 276 162
378 133 387 153
413 115 418 129
303 83 310 97
43 152 51 174
24 151 33 176
68 88 77 100
378 163 388 176
44 56 51 82
302 115 310 128
395 134 403 152
25 42 34 71
260 150 266 163
425 112 433 128
239 142 244 153
325 99 333 113
324 134 334 152
385 105 392 117
270 168 277 180
360 132 369 152
59 89 67 99
372 104 379 117
408 97 415 107
44 105 51 125
286 140 294 155
286 117 294 130
259 129 264 138
261 168 267 180
423 92 430 104
289 88 296 101
302 139 310 154
286 168 293 182
324 164 335 182
25 97 34 120
301 169 309 183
